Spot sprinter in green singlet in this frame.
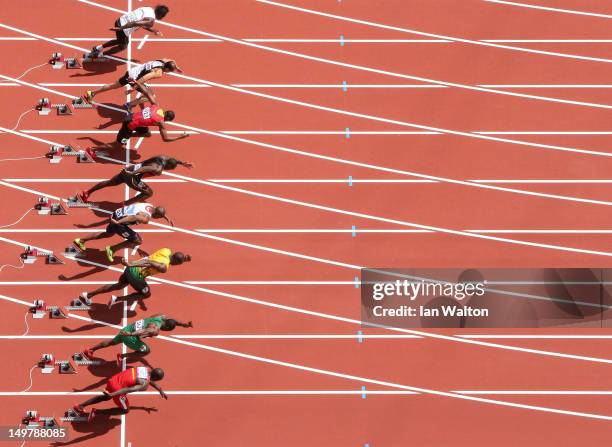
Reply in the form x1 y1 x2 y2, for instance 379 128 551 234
82 314 192 362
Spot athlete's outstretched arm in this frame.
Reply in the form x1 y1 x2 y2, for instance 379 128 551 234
172 318 193 328
150 381 168 399
159 124 189 142
135 69 163 85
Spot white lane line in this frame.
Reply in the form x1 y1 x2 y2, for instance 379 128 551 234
6 83 612 89
5 228 612 235
5 334 612 340
133 136 144 149
70 2 612 111
256 0 612 65
1 179 185 183
4 390 612 396
121 3 131 446
2 390 612 396
136 33 148 50
484 0 612 19
8 25 612 166
9 129 612 136
6 125 612 261
4 36 612 43
9 178 612 185
1 288 611 421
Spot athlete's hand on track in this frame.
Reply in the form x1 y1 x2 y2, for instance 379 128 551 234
183 161 194 169
121 257 130 267
187 321 193 328
110 27 121 31
102 390 112 399
159 390 168 399
154 30 163 37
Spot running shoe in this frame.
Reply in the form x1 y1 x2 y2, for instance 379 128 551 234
105 246 114 263
77 190 89 203
83 90 94 104
73 238 86 251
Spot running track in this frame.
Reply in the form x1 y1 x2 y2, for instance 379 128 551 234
2 1 612 445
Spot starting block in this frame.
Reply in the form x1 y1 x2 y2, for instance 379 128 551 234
64 245 81 258
61 408 95 423
20 246 64 265
47 145 95 164
83 51 108 63
36 98 52 115
40 417 59 428
77 149 95 163
72 97 94 109
48 305 68 319
38 353 55 374
22 410 40 427
57 360 76 374
65 298 91 311
67 194 94 209
30 299 46 319
49 52 64 69
72 352 101 366
54 103 73 116
65 57 81 69
35 196 67 215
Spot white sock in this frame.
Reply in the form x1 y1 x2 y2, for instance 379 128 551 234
95 45 103 51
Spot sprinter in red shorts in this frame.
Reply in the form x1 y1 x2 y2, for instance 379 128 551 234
116 100 189 146
73 366 166 417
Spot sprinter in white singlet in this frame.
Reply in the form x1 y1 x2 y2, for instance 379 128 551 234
73 202 171 262
88 5 169 58
83 58 182 104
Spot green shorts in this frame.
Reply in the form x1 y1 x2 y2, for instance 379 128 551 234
120 267 150 294
112 333 150 353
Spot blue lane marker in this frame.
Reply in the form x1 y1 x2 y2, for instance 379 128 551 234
352 225 356 236
361 386 367 399
358 330 363 343
354 276 360 288
348 175 353 186
340 34 345 46
342 80 348 92
345 127 350 138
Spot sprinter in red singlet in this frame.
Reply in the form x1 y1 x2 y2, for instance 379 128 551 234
116 101 189 146
73 366 166 417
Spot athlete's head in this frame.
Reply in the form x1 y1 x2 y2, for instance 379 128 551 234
161 319 177 331
163 110 175 122
164 157 178 170
152 206 166 219
170 252 191 265
163 61 178 73
155 5 169 19
151 367 165 381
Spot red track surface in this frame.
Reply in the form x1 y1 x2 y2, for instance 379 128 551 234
2 1 612 445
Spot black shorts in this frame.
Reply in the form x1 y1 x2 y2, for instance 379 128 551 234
120 267 149 294
106 222 139 243
118 72 147 88
110 171 151 194
114 19 129 45
116 118 149 143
